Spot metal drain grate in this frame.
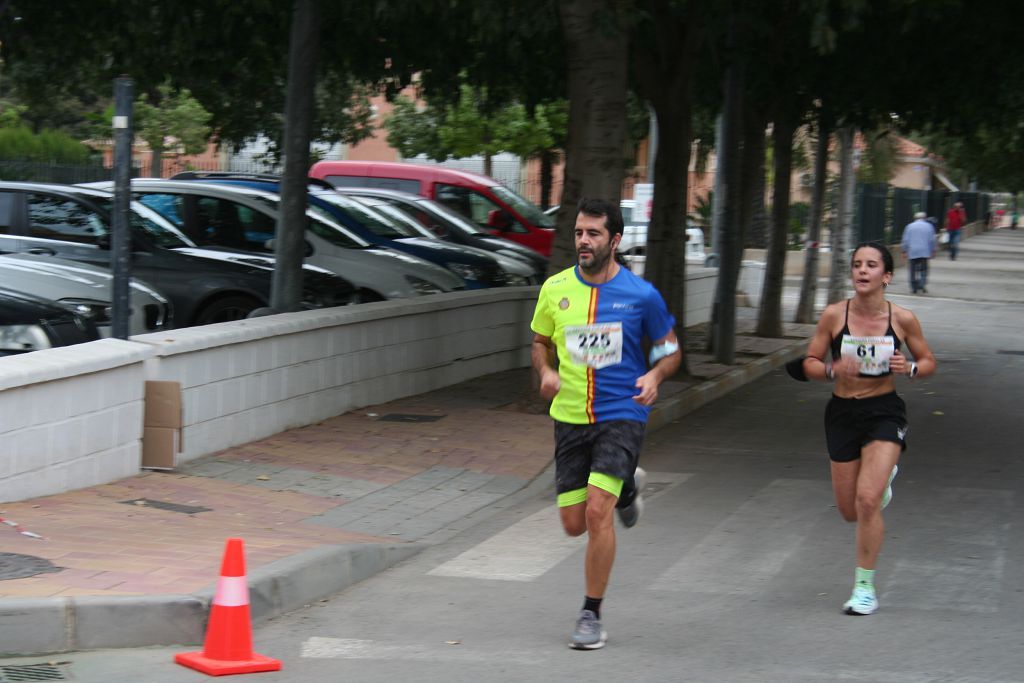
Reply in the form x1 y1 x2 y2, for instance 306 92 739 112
378 413 445 422
119 498 212 514
0 553 62 581
0 662 71 682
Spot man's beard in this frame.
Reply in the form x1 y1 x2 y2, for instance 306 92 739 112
577 244 613 275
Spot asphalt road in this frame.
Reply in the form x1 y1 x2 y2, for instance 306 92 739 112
5 229 1022 683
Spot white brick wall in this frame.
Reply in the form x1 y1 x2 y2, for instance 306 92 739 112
0 339 151 503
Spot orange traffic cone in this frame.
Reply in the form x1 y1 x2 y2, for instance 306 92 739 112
175 538 282 676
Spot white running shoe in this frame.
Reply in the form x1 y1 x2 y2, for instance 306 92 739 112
843 586 879 615
881 465 898 510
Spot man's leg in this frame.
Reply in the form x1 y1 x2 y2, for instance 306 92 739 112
920 258 929 293
912 259 925 292
583 484 618 599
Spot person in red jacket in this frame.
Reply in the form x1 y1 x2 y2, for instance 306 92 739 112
945 201 966 260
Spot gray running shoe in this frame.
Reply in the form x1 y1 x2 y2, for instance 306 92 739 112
569 609 607 650
617 466 647 528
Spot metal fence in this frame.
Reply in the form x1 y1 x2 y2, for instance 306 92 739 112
0 160 123 184
856 183 889 244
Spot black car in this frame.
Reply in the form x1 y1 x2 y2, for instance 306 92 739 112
0 286 99 355
333 186 549 281
0 182 358 327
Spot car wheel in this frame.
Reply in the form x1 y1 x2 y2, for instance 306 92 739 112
193 296 262 326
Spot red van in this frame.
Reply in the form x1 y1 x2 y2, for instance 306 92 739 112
309 160 555 256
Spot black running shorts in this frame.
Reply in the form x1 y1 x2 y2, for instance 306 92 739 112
824 392 908 463
553 420 646 495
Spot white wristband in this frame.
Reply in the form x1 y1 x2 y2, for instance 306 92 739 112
649 340 679 365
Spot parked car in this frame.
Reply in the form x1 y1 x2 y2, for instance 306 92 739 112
168 172 523 288
0 182 357 327
331 186 549 282
309 160 555 256
331 192 536 287
0 251 171 336
84 179 465 301
0 286 99 356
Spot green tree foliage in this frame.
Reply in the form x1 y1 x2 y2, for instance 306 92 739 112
385 84 566 166
0 125 92 163
135 83 213 155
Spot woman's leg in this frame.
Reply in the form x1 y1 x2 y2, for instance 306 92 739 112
853 440 901 569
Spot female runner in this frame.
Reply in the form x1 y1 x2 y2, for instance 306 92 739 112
802 241 937 615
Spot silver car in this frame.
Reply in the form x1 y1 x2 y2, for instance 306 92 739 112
83 180 466 301
0 252 171 336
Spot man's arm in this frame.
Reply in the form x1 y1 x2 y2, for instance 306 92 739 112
632 330 681 406
532 333 560 400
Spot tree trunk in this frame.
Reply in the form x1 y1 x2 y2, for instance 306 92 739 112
631 0 703 377
756 116 794 337
737 110 765 251
827 126 855 303
742 111 767 249
272 0 320 313
711 43 744 364
539 149 556 210
794 114 829 323
149 144 163 178
483 152 493 178
552 0 630 273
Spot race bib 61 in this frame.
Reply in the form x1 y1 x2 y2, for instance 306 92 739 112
840 335 895 376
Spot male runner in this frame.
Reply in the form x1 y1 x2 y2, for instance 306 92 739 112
531 197 680 650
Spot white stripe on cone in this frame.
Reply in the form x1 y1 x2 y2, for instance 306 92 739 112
214 575 249 607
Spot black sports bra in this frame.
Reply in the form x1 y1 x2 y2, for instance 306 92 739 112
830 300 902 376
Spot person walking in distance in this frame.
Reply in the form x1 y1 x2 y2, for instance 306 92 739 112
900 212 937 294
802 242 936 615
945 201 967 260
531 197 680 649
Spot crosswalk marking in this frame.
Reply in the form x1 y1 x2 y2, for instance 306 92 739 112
428 472 690 581
886 487 1012 613
428 506 582 581
651 478 827 594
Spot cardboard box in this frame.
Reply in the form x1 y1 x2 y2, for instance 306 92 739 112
142 381 183 470
141 426 179 470
144 380 183 429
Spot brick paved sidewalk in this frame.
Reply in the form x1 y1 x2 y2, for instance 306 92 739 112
0 368 553 600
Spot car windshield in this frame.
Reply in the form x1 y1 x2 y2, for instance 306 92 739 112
490 185 555 228
247 192 371 248
91 196 195 248
359 201 438 239
412 199 489 237
312 191 417 239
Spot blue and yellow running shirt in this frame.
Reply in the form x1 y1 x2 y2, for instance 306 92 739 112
531 265 676 424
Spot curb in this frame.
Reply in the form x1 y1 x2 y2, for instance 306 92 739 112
0 337 806 657
0 543 422 656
